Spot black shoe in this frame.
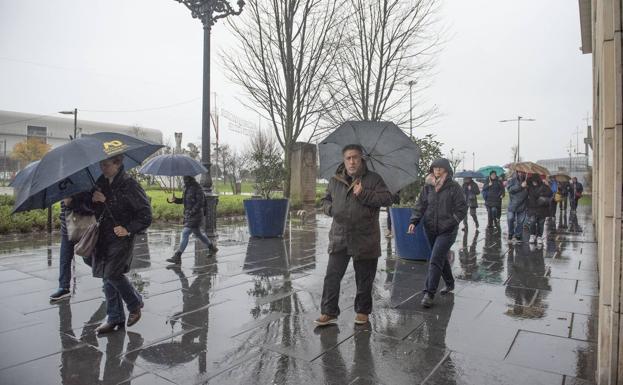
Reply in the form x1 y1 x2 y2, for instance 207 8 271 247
50 288 71 302
166 251 182 264
96 321 125 335
421 292 434 308
208 244 218 253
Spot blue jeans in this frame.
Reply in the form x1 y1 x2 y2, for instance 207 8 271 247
507 210 527 239
59 233 75 290
425 230 457 296
528 216 546 237
103 275 143 324
177 226 212 253
486 205 501 226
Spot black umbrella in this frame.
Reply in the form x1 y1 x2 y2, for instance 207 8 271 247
9 160 39 188
139 154 207 176
12 132 163 213
318 121 420 193
454 170 485 179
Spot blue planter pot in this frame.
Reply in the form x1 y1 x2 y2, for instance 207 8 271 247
244 199 289 238
390 207 432 261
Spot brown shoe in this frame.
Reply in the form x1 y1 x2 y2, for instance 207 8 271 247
314 314 338 327
127 308 142 327
354 313 369 325
96 322 124 335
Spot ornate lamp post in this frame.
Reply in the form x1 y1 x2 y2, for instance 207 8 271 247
174 0 244 236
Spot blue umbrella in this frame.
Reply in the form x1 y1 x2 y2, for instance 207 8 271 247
454 170 485 179
9 160 39 188
138 154 207 176
12 132 163 213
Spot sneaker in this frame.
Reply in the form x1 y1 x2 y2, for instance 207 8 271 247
529 235 536 244
50 288 71 302
537 237 543 245
354 313 369 325
314 314 338 327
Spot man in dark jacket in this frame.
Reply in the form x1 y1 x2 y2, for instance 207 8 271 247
166 176 217 265
461 177 480 231
315 144 393 326
526 174 553 245
482 171 505 229
557 180 570 229
569 177 584 212
92 155 152 334
408 158 467 308
506 171 528 243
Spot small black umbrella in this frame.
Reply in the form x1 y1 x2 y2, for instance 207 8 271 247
318 121 420 193
12 132 163 213
139 154 207 176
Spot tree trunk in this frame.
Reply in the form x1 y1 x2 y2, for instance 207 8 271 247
283 146 292 199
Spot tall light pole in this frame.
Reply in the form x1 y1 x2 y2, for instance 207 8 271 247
58 108 78 139
408 80 416 139
472 152 475 171
174 0 244 236
499 116 535 163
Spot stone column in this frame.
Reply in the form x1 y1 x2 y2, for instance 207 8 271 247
289 142 317 207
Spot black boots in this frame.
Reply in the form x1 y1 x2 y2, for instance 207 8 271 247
166 251 182 265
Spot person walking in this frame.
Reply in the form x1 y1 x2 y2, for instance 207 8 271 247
482 171 505 229
569 177 584 212
92 154 152 334
506 171 528 244
314 144 393 326
408 158 467 308
557 180 570 229
166 176 217 265
526 174 553 245
49 192 94 302
548 176 559 222
461 177 480 231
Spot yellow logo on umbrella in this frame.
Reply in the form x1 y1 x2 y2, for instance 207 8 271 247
103 140 128 155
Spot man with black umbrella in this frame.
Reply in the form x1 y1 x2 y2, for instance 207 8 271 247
314 144 393 326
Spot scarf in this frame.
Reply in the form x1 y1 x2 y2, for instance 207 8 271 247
426 173 447 192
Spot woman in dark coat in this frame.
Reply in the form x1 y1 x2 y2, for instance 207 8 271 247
409 158 467 308
526 174 552 245
92 154 152 334
461 177 480 231
482 171 505 229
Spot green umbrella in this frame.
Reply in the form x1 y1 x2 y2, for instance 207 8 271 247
477 165 505 178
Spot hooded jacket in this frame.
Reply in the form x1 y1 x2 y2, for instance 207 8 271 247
409 158 467 235
171 177 205 228
526 174 553 218
482 175 505 206
507 172 528 213
322 160 393 260
462 180 480 208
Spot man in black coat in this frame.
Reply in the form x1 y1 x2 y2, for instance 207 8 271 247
461 177 480 231
166 176 217 265
315 144 393 326
92 155 152 334
482 171 505 229
569 177 584 212
409 158 467 308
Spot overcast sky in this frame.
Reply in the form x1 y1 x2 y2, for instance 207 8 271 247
0 0 592 169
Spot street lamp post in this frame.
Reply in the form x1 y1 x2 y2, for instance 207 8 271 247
58 108 78 139
174 0 244 236
408 80 416 139
499 116 535 163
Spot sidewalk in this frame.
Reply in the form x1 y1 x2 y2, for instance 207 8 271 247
0 206 597 385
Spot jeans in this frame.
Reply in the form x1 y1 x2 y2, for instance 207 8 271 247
177 226 212 253
321 253 378 316
507 210 527 239
528 216 546 237
486 205 501 226
59 233 76 290
425 230 457 296
103 275 143 324
463 207 478 227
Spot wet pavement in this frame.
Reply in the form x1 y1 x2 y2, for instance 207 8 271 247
0 206 597 384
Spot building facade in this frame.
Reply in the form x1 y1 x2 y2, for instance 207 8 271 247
579 1 623 383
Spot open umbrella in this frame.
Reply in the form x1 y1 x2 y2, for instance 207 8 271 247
553 173 571 182
454 170 485 179
12 132 163 213
509 161 550 176
138 154 207 193
9 160 39 188
477 165 505 178
318 121 420 193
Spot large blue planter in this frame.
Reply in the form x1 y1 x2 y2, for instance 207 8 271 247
390 207 432 261
244 199 289 238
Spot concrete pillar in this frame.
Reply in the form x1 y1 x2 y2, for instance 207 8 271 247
289 142 317 207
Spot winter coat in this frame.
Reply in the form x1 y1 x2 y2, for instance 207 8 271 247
322 161 393 260
507 173 528 213
526 177 553 218
482 178 505 206
462 180 480 208
410 158 467 235
172 179 205 228
570 181 584 201
92 168 152 279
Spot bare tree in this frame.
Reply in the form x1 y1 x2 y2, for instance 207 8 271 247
223 0 343 198
321 0 442 130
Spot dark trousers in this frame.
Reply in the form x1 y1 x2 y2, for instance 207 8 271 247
528 216 546 237
425 231 457 296
463 207 478 227
321 252 378 316
103 275 143 324
486 205 501 226
59 233 76 290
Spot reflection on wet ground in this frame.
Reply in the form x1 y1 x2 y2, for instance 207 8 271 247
0 208 597 384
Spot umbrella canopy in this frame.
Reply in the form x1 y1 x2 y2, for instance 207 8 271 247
138 154 207 176
12 132 163 213
553 173 571 182
454 170 485 179
9 160 39 188
318 121 420 193
477 165 505 177
509 161 550 176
